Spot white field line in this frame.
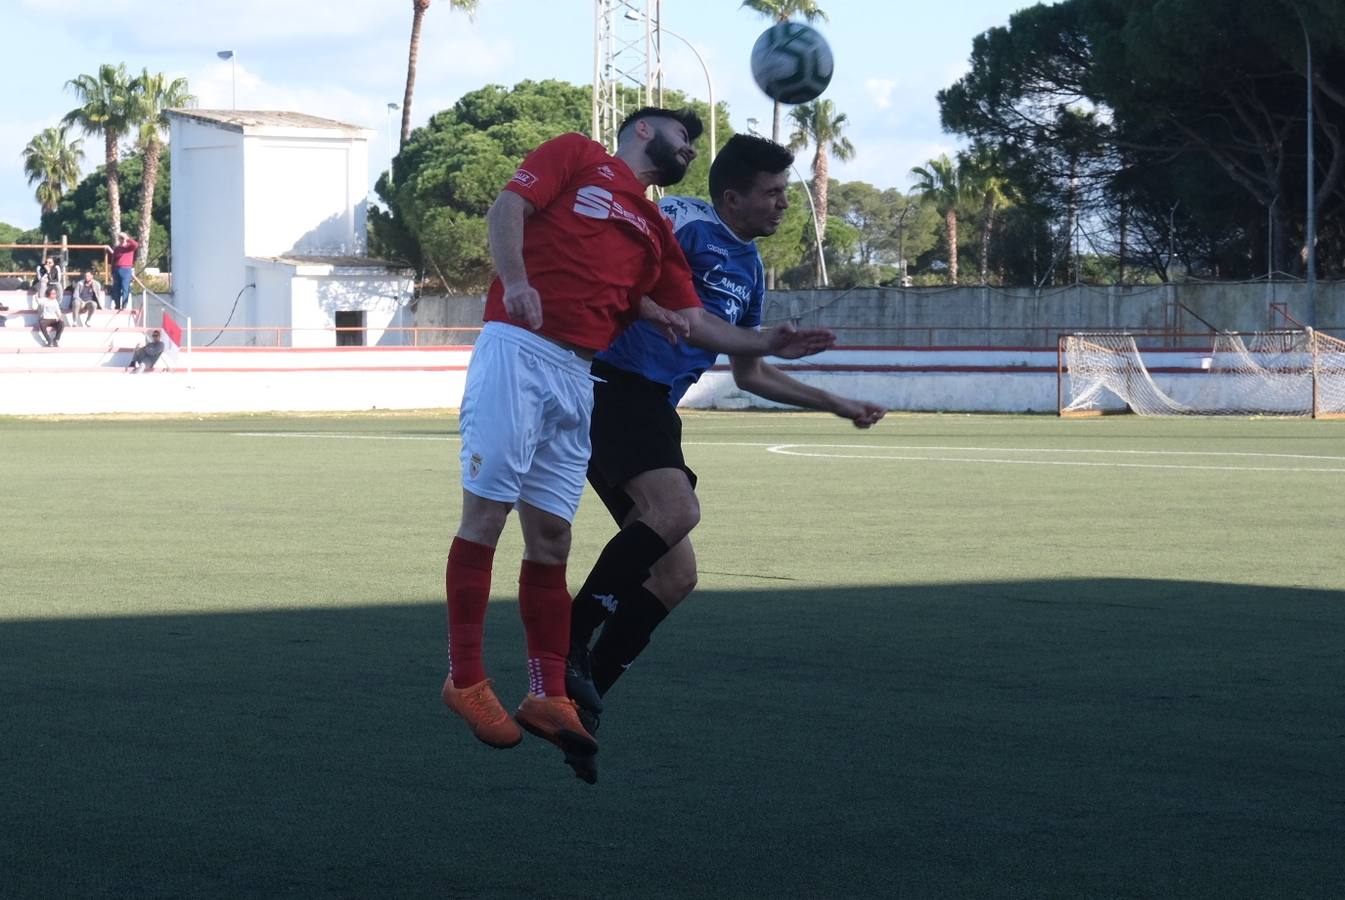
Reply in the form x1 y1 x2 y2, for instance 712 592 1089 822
231 432 1345 472
765 444 1345 473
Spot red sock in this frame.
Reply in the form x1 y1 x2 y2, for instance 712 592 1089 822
446 537 494 688
518 560 570 697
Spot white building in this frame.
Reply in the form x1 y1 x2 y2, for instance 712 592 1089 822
166 109 413 347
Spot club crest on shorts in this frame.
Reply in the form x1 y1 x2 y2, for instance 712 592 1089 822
468 452 483 479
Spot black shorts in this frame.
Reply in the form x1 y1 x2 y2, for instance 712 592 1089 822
587 359 698 524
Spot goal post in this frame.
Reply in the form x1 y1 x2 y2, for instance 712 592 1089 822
1312 330 1345 419
1058 329 1345 418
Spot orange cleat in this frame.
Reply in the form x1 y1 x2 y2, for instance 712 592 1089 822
442 677 523 749
515 694 599 757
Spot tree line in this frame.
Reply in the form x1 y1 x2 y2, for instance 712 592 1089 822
11 63 191 273
12 0 1341 290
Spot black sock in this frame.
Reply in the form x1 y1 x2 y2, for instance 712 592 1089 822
570 521 669 647
591 586 670 696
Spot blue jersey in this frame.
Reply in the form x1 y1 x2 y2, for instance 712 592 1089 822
597 196 764 404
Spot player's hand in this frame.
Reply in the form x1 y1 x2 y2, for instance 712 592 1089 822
502 282 543 330
764 322 836 359
638 295 691 344
834 398 886 429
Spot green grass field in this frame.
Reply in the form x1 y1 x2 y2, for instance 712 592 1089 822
2 410 1343 898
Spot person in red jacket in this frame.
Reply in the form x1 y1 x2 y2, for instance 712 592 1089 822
106 231 138 310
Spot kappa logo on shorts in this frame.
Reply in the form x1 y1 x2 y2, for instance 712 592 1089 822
468 452 483 479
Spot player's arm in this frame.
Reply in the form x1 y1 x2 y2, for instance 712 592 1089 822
485 191 541 329
728 355 887 428
682 308 835 358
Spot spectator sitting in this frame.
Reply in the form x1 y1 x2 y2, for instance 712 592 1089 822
71 270 103 326
126 329 164 372
35 256 64 301
37 287 64 347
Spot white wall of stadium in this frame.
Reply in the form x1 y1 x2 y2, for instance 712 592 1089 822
1 346 1122 416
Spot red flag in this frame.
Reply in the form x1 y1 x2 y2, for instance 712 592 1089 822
162 313 183 346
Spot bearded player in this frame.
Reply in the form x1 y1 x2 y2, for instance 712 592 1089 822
441 114 837 776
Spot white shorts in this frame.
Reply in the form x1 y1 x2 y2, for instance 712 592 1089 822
458 321 597 522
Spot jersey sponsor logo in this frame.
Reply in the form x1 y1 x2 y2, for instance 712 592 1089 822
511 169 538 188
706 243 731 258
702 263 754 305
575 185 613 219
723 297 743 321
574 186 653 237
609 200 652 237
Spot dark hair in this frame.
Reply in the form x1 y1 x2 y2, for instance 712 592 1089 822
617 106 703 143
708 133 794 203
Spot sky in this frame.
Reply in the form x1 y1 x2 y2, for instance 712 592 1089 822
2 0 1034 231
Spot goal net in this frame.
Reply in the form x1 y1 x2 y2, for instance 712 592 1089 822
1060 330 1345 418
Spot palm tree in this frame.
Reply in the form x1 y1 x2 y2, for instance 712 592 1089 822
64 63 137 238
132 69 195 265
910 154 962 284
959 147 1014 285
787 99 854 284
401 0 478 147
740 0 828 141
22 126 84 215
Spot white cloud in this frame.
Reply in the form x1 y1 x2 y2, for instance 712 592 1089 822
865 78 896 109
829 136 962 191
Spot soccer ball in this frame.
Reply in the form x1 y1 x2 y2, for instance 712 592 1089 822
750 22 834 105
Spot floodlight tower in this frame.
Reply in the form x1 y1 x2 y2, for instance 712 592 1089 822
593 0 663 151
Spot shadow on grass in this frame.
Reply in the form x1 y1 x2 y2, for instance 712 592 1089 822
3 579 1343 899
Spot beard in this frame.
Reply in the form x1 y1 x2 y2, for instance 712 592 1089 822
647 131 690 187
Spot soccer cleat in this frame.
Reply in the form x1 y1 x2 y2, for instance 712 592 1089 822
563 706 602 784
564 640 604 715
441 676 523 749
515 694 599 756
576 705 601 738
564 747 599 785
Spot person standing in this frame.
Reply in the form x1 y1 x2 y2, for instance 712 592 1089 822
563 136 886 778
106 232 139 310
439 109 835 775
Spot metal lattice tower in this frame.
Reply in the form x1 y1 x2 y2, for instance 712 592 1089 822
593 0 664 151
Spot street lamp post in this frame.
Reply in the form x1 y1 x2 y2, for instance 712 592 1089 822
748 118 828 287
386 102 400 186
1288 1 1317 325
216 50 236 109
623 11 716 159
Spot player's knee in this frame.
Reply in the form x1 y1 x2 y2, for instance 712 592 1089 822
522 517 572 565
665 491 700 542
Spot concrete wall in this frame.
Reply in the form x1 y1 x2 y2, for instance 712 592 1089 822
169 119 246 329
414 282 1345 346
763 282 1345 345
243 137 367 257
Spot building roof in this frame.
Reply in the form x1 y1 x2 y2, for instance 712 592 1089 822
166 109 374 139
249 255 415 274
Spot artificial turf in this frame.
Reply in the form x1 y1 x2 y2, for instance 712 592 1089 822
2 411 1342 898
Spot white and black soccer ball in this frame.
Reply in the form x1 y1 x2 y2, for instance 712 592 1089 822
750 22 834 105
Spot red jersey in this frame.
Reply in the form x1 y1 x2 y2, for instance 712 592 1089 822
484 133 701 351
110 238 138 268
